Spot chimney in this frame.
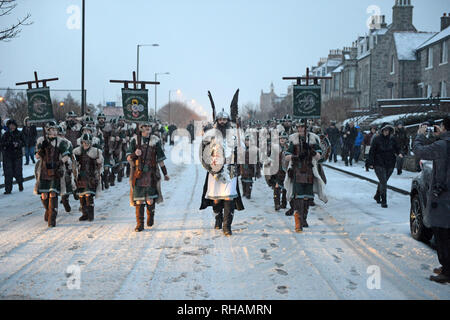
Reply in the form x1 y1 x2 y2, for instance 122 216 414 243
391 0 416 32
441 13 450 31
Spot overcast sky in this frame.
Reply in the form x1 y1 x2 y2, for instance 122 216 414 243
0 0 447 119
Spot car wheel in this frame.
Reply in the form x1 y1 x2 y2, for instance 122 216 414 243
410 194 433 242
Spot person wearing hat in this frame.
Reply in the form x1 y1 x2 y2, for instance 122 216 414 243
96 114 114 189
57 125 75 213
239 133 258 199
284 120 324 232
368 123 401 208
34 121 71 227
72 133 103 222
393 121 409 175
199 109 245 236
61 111 82 149
127 121 170 232
0 119 25 194
266 131 289 211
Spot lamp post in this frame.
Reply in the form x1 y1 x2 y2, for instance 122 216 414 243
136 43 159 81
154 72 170 119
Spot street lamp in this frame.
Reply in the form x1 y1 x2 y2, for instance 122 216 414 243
0 96 4 103
155 72 170 119
136 43 159 81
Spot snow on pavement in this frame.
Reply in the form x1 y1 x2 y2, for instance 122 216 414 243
0 146 448 300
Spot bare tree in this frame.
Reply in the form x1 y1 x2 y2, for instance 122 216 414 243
0 0 32 42
157 101 206 128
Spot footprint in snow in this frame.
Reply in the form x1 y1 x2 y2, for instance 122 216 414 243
320 230 327 234
336 248 344 253
320 238 326 243
260 248 267 254
350 267 360 276
276 286 288 294
387 251 402 258
332 254 342 263
395 243 404 249
420 264 430 271
346 279 358 290
263 254 272 260
275 269 288 276
275 263 284 268
183 237 191 244
262 233 269 238
270 243 279 248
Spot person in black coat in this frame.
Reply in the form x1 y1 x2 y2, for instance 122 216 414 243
325 121 340 163
393 121 409 175
341 121 358 166
368 123 402 208
22 117 38 165
0 119 25 194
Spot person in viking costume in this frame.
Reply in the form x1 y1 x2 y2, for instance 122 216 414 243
34 121 70 227
127 121 169 232
73 133 103 222
61 111 82 149
265 131 289 211
96 113 114 189
284 120 327 232
200 90 245 236
117 116 130 181
108 118 120 186
77 125 103 150
239 134 258 199
57 125 76 213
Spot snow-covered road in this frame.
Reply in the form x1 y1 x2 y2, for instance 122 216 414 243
0 146 448 300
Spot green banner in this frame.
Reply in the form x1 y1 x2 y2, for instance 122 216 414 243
293 85 321 119
27 87 55 123
122 88 149 123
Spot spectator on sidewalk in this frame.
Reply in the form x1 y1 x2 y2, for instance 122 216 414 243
0 119 25 194
394 121 409 175
413 117 450 284
325 121 340 163
368 123 401 208
341 121 357 166
353 126 364 164
22 117 37 165
363 126 377 171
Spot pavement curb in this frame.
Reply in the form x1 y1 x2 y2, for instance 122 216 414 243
322 164 411 196
0 175 35 189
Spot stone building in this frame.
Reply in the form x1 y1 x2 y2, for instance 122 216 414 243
312 0 449 112
259 82 279 113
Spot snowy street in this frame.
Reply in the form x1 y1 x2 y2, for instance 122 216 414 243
0 146 448 300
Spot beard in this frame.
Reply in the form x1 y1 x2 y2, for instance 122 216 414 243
216 122 228 137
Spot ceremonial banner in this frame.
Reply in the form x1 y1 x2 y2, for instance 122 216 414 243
293 85 321 119
122 88 149 123
27 87 55 123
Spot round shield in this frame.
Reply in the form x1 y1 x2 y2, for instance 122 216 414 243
200 138 225 175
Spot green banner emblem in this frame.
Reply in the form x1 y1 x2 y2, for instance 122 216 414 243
122 89 149 123
293 85 321 119
27 87 55 123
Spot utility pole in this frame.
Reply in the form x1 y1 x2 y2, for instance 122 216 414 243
81 0 86 115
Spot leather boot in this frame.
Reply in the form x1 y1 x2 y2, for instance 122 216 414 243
135 205 144 232
302 200 309 228
285 200 294 216
373 190 381 204
87 197 94 221
294 211 303 233
126 163 130 178
274 187 281 211
110 172 115 187
48 196 58 228
146 203 155 227
223 201 234 236
381 193 388 208
62 195 71 213
41 198 49 222
79 197 88 221
213 203 223 229
103 172 109 189
281 189 287 209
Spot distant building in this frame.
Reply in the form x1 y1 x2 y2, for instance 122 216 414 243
312 0 449 111
259 82 279 113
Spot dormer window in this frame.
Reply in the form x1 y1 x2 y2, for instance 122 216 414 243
390 55 395 74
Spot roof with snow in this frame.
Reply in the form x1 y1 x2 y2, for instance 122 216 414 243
416 26 450 51
393 32 437 60
332 65 344 73
326 59 341 67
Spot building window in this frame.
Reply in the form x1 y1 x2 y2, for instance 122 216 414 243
334 74 340 91
390 55 395 74
417 83 424 97
440 41 448 64
441 81 447 97
349 69 356 88
427 84 432 97
426 47 433 69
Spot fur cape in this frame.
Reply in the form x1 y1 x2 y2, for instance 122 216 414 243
127 134 164 207
34 136 72 196
60 121 82 132
72 146 104 198
284 132 328 204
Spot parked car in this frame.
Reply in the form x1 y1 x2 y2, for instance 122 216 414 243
410 160 434 242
